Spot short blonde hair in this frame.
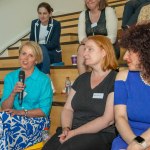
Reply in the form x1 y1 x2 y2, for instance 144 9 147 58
19 41 43 64
87 35 118 71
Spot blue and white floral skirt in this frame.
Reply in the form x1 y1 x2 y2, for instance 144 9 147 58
0 111 50 150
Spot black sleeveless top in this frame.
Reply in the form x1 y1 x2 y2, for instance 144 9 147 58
85 9 108 37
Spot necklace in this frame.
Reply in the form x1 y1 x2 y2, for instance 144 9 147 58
140 73 150 86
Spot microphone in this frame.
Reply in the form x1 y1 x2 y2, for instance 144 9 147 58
18 70 25 106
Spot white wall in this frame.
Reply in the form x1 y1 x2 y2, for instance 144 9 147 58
50 0 85 15
0 0 84 53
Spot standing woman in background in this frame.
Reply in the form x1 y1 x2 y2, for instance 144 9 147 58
30 2 62 74
77 0 118 75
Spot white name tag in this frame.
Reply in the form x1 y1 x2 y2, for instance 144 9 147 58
92 93 104 99
91 22 97 28
23 91 27 98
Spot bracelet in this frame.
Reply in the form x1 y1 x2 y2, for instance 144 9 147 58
24 109 28 117
62 127 71 131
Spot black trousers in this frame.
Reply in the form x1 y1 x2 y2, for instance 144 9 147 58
42 127 116 150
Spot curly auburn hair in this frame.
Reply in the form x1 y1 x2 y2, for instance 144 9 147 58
120 23 150 78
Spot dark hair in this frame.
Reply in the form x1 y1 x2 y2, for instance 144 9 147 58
120 23 150 77
37 2 53 13
85 0 108 11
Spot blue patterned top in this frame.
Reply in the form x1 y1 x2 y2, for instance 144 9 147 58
114 71 150 135
1 67 53 116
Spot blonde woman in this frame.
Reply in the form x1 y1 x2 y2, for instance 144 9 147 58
0 41 53 149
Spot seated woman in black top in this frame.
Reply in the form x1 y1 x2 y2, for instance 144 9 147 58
42 35 118 150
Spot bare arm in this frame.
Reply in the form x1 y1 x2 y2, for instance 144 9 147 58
3 108 45 117
2 80 46 117
74 92 115 135
59 89 75 143
60 91 115 143
78 11 87 43
115 105 136 144
105 7 118 44
115 70 136 144
141 129 150 148
1 91 16 109
24 109 45 117
126 128 150 150
1 81 24 109
2 82 46 117
61 89 75 129
2 77 52 118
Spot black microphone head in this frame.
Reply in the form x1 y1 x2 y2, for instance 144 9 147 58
19 70 25 83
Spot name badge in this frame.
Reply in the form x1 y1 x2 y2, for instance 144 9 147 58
91 22 97 28
23 91 27 98
92 93 104 99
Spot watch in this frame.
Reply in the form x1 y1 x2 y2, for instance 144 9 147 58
24 109 28 117
134 136 147 149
